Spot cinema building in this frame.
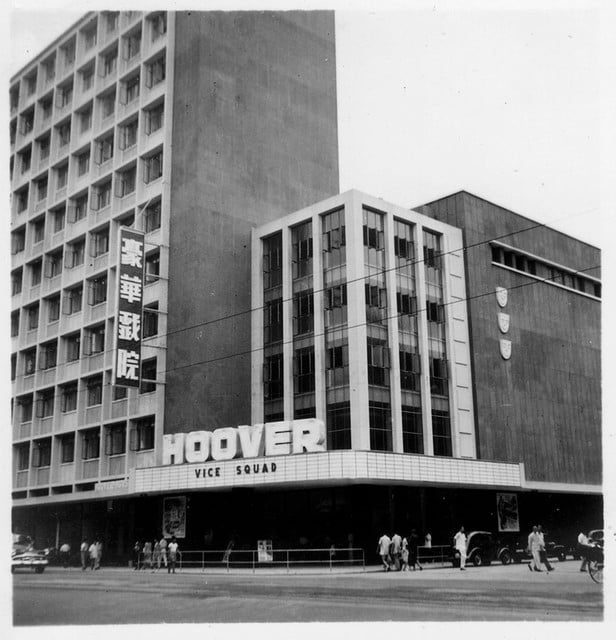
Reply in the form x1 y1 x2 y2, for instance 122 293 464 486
10 10 601 560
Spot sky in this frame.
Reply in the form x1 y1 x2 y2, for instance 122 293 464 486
5 0 614 251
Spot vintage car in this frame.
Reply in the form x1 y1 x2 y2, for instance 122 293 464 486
505 534 567 563
453 531 514 567
11 549 49 573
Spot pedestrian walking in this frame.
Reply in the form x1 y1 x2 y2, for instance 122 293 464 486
143 540 153 570
391 532 402 571
80 540 88 571
153 539 161 571
400 536 409 572
377 533 392 571
537 525 554 572
577 531 597 572
159 536 168 568
59 542 71 568
95 540 103 570
409 529 423 571
453 526 467 570
167 537 179 573
88 541 98 570
133 541 142 570
527 525 542 572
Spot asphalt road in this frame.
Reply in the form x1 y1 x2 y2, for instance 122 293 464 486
12 560 602 625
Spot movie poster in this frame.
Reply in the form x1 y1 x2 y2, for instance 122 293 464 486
496 492 520 532
162 496 186 538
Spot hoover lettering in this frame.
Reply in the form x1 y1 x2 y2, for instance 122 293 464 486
163 419 325 466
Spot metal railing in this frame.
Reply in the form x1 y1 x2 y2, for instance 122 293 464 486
135 547 365 573
417 545 452 566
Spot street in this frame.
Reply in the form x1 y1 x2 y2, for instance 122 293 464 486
13 560 602 625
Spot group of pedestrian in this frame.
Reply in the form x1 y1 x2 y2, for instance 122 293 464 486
527 524 554 572
133 536 179 573
79 539 103 571
377 530 423 572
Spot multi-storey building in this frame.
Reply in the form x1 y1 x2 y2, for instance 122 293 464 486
10 10 339 556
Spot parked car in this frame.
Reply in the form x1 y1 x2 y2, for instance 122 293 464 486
452 531 513 567
505 533 567 563
11 549 48 574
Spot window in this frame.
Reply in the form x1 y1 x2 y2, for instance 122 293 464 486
105 423 126 455
40 95 53 120
10 120 17 146
88 274 108 305
402 406 423 454
92 180 112 210
57 82 73 108
47 295 61 323
423 231 442 269
143 150 163 183
36 175 48 201
57 120 71 147
94 134 114 164
43 56 55 82
433 410 452 457
140 358 157 393
16 443 30 470
52 206 65 232
113 385 127 400
38 134 51 160
77 149 90 176
45 249 63 279
144 101 164 134
19 394 34 421
11 228 26 254
263 234 282 289
11 311 20 337
26 304 40 330
293 291 314 336
145 250 160 284
400 350 421 392
81 65 95 92
143 199 161 232
83 24 97 50
32 439 52 467
121 74 140 105
10 86 20 111
367 338 389 387
36 389 55 419
16 187 29 213
60 433 75 463
100 89 116 118
293 347 315 394
61 383 78 413
84 324 105 355
19 146 31 173
429 357 449 396
65 239 85 269
12 269 23 296
264 298 282 343
426 300 445 324
30 260 43 286
40 341 58 369
102 48 118 77
20 108 34 135
145 55 166 88
369 401 392 452
143 303 159 338
64 333 81 361
119 119 138 149
116 166 136 196
86 376 103 407
62 39 76 66
79 105 93 132
130 417 155 451
33 217 45 243
150 13 167 41
68 194 88 222
105 11 119 33
124 28 141 60
82 429 100 459
326 402 351 450
89 226 110 257
56 163 68 189
64 284 83 316
24 72 37 95
263 354 283 400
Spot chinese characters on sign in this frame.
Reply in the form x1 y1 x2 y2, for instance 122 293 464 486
113 228 145 387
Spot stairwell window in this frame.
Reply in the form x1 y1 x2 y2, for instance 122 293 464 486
145 55 166 88
143 150 163 183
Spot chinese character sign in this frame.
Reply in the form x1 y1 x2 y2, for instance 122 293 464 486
114 228 145 387
496 492 520 532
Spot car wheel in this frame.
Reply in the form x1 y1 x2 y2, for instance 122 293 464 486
35 566 45 574
472 553 482 567
500 550 512 565
557 551 566 562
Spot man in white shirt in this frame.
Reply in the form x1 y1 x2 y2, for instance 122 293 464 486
377 533 392 571
577 531 593 572
527 526 542 572
453 526 467 570
167 537 179 574
391 533 402 571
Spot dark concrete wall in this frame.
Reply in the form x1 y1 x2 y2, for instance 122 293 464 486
416 193 601 485
166 12 339 433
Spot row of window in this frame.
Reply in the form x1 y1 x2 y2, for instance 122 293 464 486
14 416 156 471
14 364 157 424
12 97 164 190
10 12 166 115
490 243 601 298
